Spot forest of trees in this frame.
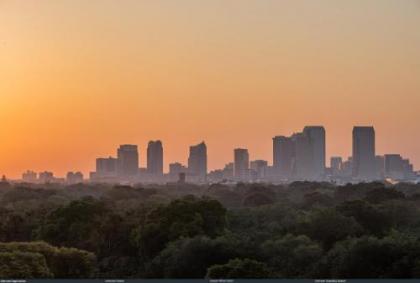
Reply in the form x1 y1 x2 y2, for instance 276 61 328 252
1 180 420 278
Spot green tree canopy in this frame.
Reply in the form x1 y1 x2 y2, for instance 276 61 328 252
206 258 271 279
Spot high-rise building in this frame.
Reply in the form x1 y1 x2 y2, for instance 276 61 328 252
292 132 313 180
303 126 326 180
147 140 163 175
352 126 376 181
188 142 207 181
273 126 325 181
234 148 249 180
117 145 139 177
273 136 294 179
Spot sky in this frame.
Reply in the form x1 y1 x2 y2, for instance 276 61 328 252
0 0 419 178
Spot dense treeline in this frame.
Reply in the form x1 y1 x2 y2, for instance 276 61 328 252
1 181 420 278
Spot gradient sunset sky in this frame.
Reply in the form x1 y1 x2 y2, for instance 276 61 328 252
1 0 419 178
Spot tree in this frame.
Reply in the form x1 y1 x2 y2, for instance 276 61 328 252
302 192 334 209
206 258 271 279
324 233 420 278
36 197 127 258
0 251 52 278
242 186 276 207
379 200 420 229
135 196 227 260
242 193 274 207
337 200 392 236
0 242 96 278
148 235 242 278
261 234 323 277
297 208 362 249
365 188 405 204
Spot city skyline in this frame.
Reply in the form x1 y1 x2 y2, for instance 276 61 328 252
9 125 419 182
1 1 419 178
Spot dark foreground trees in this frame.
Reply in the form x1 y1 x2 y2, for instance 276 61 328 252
0 242 95 278
206 258 271 279
1 182 420 278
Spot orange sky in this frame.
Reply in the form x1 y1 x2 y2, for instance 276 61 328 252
0 0 419 178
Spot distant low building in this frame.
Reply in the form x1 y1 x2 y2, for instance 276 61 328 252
22 170 37 183
39 171 54 183
169 162 188 182
385 154 415 181
208 169 224 183
222 163 234 180
250 160 268 180
66 171 84 184
330 157 343 177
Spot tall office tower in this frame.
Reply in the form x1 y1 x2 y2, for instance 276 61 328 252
147 140 163 175
96 157 117 177
273 136 295 179
117 145 139 177
250 160 268 180
234 148 250 180
303 126 326 180
330 157 343 176
291 132 313 180
188 142 207 181
352 126 376 181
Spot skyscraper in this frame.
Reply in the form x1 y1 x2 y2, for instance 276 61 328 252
274 126 326 181
147 140 163 175
234 148 250 180
188 142 207 181
117 145 139 177
292 132 313 180
352 126 376 181
303 126 326 180
273 136 294 179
